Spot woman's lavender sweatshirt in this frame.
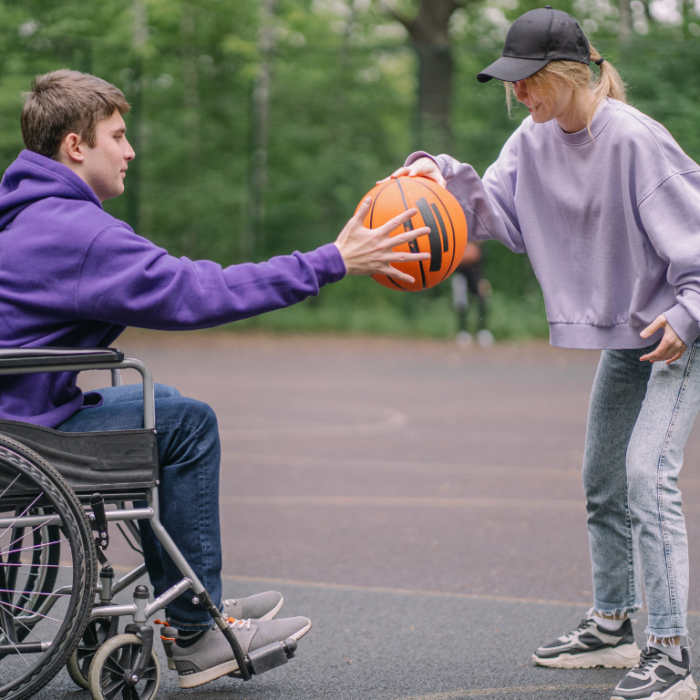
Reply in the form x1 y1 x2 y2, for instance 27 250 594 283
408 99 700 350
0 150 346 427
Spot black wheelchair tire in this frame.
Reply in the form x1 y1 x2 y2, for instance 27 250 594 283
0 436 97 700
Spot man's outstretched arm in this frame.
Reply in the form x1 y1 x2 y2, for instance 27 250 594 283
75 199 429 330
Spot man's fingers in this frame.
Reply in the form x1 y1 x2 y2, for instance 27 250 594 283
383 266 416 284
389 252 431 262
354 196 372 220
377 208 417 234
388 227 431 247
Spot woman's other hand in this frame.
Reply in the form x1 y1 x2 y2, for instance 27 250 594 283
377 157 446 188
640 314 687 364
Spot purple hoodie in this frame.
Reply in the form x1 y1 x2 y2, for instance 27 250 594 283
0 150 346 428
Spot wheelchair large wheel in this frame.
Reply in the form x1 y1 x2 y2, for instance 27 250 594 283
88 634 161 700
0 436 97 700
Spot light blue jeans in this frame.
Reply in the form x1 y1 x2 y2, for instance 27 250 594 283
584 340 700 638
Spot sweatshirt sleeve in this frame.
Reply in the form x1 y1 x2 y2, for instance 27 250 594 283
75 224 346 330
639 171 700 345
405 148 526 254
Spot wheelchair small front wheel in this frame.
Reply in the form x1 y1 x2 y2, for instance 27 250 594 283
88 633 161 700
66 616 119 690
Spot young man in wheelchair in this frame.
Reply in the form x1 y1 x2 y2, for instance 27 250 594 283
0 69 430 688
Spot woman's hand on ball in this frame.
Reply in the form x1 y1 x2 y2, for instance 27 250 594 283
378 158 446 188
334 197 430 283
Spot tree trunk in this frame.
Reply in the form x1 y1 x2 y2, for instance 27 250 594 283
126 1 148 233
387 0 464 153
181 4 200 172
244 0 277 261
618 0 632 44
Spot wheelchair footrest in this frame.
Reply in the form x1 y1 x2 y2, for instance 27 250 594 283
247 638 297 675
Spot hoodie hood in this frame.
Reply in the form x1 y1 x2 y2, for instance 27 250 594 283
0 150 101 230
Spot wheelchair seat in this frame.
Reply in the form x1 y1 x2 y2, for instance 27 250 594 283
0 419 158 504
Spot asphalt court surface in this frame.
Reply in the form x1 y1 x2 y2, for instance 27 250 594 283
33 330 700 699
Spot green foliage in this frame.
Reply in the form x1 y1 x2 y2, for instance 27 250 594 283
1 0 699 340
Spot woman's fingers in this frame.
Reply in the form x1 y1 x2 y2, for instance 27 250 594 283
640 314 666 339
376 167 409 184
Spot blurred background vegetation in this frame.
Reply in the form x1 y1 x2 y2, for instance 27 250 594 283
0 0 699 340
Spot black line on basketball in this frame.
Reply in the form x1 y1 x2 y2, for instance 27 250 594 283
415 197 442 273
396 179 425 288
369 180 394 229
430 203 449 252
385 275 407 291
413 180 460 282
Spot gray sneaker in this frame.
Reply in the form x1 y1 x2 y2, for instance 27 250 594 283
161 591 284 670
172 615 312 688
222 591 284 621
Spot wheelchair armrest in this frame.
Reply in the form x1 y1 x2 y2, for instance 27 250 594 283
0 347 124 370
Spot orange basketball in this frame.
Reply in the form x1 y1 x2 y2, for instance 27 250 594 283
357 177 468 292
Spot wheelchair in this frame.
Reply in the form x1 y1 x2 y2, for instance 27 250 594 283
0 348 297 700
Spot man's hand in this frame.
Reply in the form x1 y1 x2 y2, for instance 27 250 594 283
377 157 447 188
639 314 687 364
334 197 431 284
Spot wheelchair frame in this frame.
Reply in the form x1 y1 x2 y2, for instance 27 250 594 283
0 348 296 700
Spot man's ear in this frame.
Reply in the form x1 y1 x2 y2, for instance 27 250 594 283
58 133 85 164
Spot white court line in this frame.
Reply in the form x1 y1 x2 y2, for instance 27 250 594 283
219 494 700 513
219 494 587 511
219 406 408 439
222 452 585 481
99 563 700 616
392 683 612 700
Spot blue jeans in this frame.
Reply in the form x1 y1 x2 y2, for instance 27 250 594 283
57 383 222 630
584 341 700 638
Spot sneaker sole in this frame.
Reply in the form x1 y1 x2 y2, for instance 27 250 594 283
610 674 698 700
167 596 286 671
532 643 641 669
177 619 313 688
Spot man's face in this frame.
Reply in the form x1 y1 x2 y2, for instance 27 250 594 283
80 111 135 202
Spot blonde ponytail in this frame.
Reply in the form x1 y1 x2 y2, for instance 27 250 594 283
504 43 627 135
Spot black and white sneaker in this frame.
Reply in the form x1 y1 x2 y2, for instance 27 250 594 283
611 647 698 700
533 616 641 669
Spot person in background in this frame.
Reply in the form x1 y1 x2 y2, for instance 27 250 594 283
452 240 494 347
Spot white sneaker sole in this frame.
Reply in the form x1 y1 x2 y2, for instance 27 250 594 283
532 642 641 669
177 618 313 688
611 674 698 700
166 595 285 671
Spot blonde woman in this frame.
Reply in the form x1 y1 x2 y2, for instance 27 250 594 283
390 7 700 700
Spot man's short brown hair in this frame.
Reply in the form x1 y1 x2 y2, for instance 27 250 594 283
21 69 130 158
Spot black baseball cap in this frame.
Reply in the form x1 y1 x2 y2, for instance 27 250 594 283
477 6 590 83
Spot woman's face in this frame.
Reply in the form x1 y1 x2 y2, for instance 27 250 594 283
512 78 574 125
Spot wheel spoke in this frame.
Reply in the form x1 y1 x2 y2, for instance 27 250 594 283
103 654 126 675
1 538 67 557
0 599 62 623
0 473 22 501
0 619 31 667
102 677 125 700
0 493 44 542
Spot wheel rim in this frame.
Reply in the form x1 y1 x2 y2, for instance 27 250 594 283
99 642 159 700
0 442 94 699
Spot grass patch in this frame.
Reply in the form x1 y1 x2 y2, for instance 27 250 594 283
226 276 550 341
